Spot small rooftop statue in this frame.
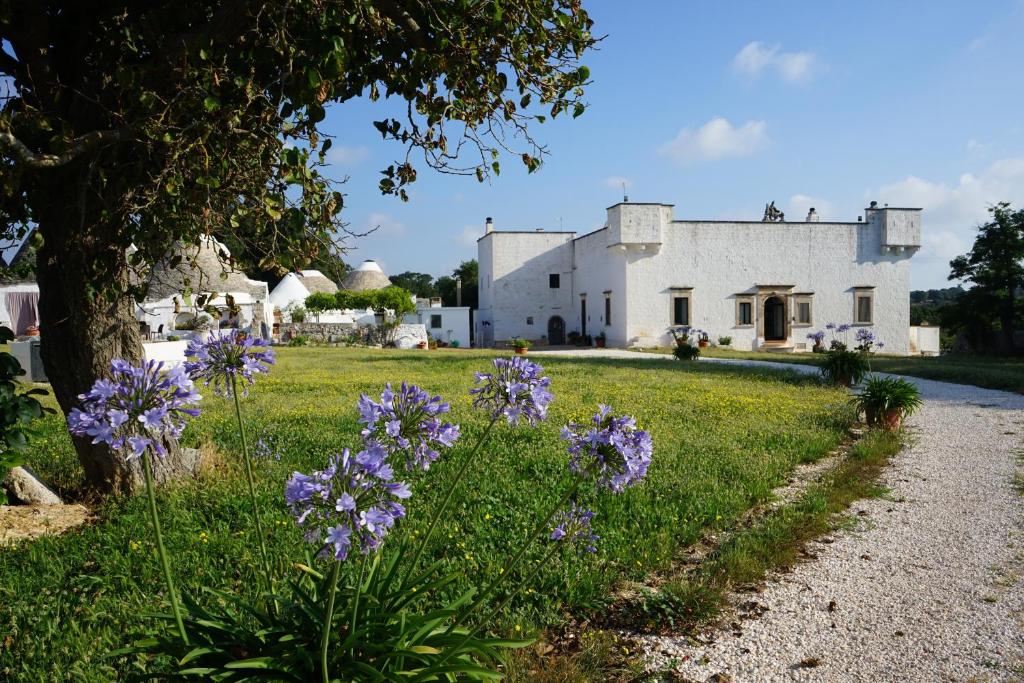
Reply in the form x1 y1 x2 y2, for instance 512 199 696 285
762 201 785 222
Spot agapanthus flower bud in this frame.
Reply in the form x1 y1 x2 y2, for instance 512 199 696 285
469 357 553 425
67 360 202 459
357 382 460 471
562 404 652 493
285 445 411 561
550 504 599 553
184 330 275 397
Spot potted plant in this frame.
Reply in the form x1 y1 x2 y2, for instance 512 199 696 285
717 335 732 348
595 331 606 348
851 376 922 430
819 348 869 387
807 330 826 353
696 330 710 348
290 305 307 323
673 343 700 361
24 324 39 337
508 338 531 355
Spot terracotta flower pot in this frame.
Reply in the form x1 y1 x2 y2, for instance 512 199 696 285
24 326 39 337
514 347 528 355
595 338 606 348
417 341 427 349
698 340 709 348
866 407 903 430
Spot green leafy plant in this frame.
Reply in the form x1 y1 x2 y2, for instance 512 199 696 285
717 336 732 346
508 338 531 350
288 335 309 347
289 306 307 323
334 286 416 318
851 376 922 428
304 292 338 316
0 327 51 503
819 349 869 387
166 335 181 342
673 344 700 361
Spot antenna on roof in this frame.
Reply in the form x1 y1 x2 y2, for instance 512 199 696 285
622 181 629 203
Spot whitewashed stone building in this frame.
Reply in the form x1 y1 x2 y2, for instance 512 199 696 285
476 201 923 354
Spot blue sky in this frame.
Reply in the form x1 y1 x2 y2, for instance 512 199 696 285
318 1 1024 290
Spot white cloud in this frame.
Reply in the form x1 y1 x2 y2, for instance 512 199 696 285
868 158 1024 285
787 194 835 220
455 225 482 247
732 41 821 84
327 145 369 166
659 117 768 164
366 212 406 237
603 175 631 189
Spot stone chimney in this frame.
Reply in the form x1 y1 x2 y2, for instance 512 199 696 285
806 207 819 222
485 216 494 234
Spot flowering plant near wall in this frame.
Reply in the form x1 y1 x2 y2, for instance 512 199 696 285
112 354 652 681
810 323 883 387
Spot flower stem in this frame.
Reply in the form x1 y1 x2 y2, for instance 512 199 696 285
142 449 188 644
231 374 273 593
401 415 500 587
350 554 368 655
320 561 341 683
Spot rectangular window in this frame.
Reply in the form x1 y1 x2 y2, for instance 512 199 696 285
738 301 752 325
672 296 690 325
604 295 612 326
797 302 811 325
430 314 442 329
549 273 560 288
856 294 873 324
580 298 587 336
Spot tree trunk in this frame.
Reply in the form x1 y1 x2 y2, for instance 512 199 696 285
34 170 199 495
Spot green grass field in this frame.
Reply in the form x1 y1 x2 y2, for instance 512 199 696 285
635 346 1024 394
0 348 856 681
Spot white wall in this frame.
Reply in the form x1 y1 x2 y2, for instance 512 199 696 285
478 202 920 354
477 231 575 343
404 306 471 347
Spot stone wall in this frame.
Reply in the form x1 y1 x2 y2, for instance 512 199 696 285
279 322 357 343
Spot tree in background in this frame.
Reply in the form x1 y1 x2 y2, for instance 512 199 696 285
390 271 438 299
0 2 594 493
949 203 1024 352
437 260 479 309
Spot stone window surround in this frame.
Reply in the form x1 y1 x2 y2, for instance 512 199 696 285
669 286 692 326
430 314 442 329
853 286 875 325
793 292 814 327
734 294 754 328
603 290 612 326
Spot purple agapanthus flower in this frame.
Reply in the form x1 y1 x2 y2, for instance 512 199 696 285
550 504 599 553
836 323 852 333
562 404 653 493
284 445 410 561
469 357 553 425
357 382 460 471
807 331 826 344
825 322 836 330
67 360 202 459
184 330 275 397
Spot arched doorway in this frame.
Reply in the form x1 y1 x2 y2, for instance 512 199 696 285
547 315 566 345
764 296 786 341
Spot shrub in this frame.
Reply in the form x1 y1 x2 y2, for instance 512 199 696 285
0 326 51 503
508 337 531 350
335 286 416 317
673 343 700 361
819 349 869 387
290 305 307 323
851 376 922 427
288 335 309 346
165 335 180 342
717 335 732 346
305 291 337 314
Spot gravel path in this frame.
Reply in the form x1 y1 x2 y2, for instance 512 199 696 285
534 349 1024 682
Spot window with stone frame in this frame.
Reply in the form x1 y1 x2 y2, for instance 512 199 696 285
736 297 754 326
430 314 442 329
853 288 874 324
604 292 612 325
794 295 813 326
672 295 690 325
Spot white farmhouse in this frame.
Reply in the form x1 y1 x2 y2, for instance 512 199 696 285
476 201 924 354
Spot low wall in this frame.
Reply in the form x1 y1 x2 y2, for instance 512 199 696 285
908 326 941 356
279 322 357 343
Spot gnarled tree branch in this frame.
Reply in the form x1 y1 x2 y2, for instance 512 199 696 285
0 128 125 168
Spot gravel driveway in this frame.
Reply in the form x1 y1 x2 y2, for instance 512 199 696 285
533 349 1024 682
